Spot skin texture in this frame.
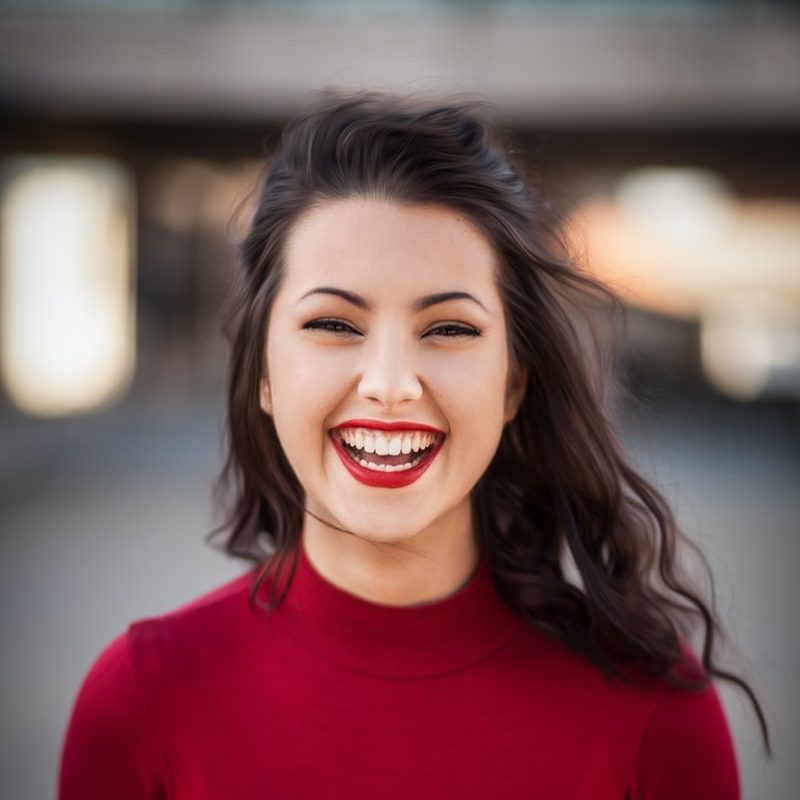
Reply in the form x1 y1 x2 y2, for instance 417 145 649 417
261 197 524 606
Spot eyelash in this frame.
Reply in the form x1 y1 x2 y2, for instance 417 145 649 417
302 317 481 339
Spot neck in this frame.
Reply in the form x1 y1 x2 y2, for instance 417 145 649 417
301 506 480 607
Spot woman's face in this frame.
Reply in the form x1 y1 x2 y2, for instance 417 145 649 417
262 197 523 546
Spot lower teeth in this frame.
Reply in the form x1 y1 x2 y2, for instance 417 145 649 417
357 458 416 472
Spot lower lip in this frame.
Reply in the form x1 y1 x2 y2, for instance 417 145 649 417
330 432 444 489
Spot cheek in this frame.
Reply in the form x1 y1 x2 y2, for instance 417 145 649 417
427 353 509 458
266 338 351 442
458 390 507 449
428 347 509 410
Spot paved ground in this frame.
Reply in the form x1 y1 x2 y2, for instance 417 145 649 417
1 390 797 799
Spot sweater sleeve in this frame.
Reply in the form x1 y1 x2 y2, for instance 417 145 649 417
629 680 740 799
58 630 165 800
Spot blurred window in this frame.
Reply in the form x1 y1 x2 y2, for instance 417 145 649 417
0 157 136 416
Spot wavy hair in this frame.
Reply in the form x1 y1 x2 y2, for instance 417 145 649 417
210 88 769 752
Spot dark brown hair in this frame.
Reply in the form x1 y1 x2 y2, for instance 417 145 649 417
211 88 769 752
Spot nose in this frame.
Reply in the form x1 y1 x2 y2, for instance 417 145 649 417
357 331 423 408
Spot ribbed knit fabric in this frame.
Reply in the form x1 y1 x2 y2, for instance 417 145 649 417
59 533 740 799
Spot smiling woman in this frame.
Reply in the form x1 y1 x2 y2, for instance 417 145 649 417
59 90 768 799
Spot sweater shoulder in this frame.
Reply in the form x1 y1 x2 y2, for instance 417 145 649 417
125 568 259 681
133 568 258 634
627 677 740 798
509 626 739 784
623 643 741 799
73 568 257 701
59 630 160 797
60 572 256 799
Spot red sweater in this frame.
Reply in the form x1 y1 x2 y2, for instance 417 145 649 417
59 538 740 799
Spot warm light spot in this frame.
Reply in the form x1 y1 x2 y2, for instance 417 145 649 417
615 167 735 247
701 292 800 401
564 167 800 399
0 157 136 416
565 167 800 320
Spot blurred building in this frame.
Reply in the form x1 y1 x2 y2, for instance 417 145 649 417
1 0 799 414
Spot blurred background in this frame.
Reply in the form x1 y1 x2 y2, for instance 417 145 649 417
1 1 798 797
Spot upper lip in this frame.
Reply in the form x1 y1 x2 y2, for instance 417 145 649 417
331 418 446 435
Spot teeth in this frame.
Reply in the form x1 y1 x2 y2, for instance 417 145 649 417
358 458 416 472
336 427 440 454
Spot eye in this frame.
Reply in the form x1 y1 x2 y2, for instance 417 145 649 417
424 323 481 339
302 318 481 339
302 317 360 336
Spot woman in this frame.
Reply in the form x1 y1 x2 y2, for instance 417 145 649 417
59 90 768 798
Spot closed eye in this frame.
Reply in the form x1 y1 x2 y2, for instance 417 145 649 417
302 318 481 338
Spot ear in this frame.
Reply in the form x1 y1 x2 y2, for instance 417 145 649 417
259 378 273 416
503 366 527 424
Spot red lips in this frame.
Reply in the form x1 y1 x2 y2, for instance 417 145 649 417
329 421 446 489
331 418 446 435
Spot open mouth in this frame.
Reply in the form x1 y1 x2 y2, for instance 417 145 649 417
332 428 443 473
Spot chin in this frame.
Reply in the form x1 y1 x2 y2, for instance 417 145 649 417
328 505 430 544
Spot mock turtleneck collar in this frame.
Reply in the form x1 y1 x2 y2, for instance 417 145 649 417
266 534 525 678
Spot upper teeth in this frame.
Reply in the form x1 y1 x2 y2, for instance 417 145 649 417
337 428 438 455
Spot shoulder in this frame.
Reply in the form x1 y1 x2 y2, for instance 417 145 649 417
127 568 259 685
64 629 149 735
60 570 259 796
511 629 740 797
627 650 741 799
59 629 156 797
69 569 257 722
58 574 258 800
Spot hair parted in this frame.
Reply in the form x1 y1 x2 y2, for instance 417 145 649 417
210 88 769 752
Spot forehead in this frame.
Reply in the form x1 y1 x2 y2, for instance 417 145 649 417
281 197 499 301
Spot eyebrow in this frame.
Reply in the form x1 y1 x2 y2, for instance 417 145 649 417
296 286 489 313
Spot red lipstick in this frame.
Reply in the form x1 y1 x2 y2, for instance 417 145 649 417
329 420 446 489
331 419 445 434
